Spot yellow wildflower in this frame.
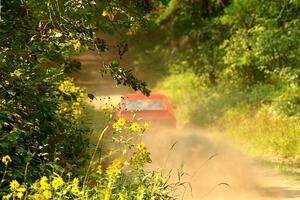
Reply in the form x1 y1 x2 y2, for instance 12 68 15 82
2 194 11 200
112 122 119 129
58 84 65 93
117 118 126 126
40 176 50 190
102 10 108 16
70 86 79 93
17 187 26 192
136 185 146 200
129 122 140 132
17 192 24 199
137 142 145 151
9 180 20 191
106 158 123 179
118 192 124 200
72 178 79 186
143 122 149 130
58 79 80 94
2 155 12 165
51 176 64 190
72 102 80 107
31 193 44 200
33 180 39 189
96 165 102 175
71 185 79 194
42 190 52 199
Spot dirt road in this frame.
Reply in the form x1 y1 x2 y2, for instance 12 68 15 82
144 129 300 200
74 43 300 200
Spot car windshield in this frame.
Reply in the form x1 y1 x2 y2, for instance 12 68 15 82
124 99 165 111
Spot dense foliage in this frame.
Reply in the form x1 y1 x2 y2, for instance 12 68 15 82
0 119 178 199
156 0 300 87
0 0 166 185
131 0 300 124
128 0 300 169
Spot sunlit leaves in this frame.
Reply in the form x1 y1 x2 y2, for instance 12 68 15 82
101 61 150 96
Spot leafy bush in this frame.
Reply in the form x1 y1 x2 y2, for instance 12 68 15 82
0 0 155 183
0 119 178 199
159 69 282 126
0 64 90 181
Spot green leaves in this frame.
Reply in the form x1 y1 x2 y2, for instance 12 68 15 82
0 0 158 182
101 61 150 96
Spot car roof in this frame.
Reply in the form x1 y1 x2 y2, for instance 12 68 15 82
121 92 168 100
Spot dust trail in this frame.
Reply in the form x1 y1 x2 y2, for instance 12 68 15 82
142 127 300 200
75 38 300 200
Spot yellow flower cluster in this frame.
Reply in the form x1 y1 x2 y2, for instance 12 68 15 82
118 192 125 200
71 177 80 194
112 120 149 132
58 79 80 94
1 155 87 199
42 190 52 199
130 142 151 168
31 176 53 199
137 142 146 152
71 101 82 117
9 180 20 190
136 185 146 200
112 118 126 129
40 176 50 190
31 175 63 199
51 176 64 190
72 177 79 185
2 194 11 200
2 155 12 165
57 78 84 118
129 122 140 132
4 180 27 199
106 158 123 180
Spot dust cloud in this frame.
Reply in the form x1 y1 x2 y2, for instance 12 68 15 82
75 37 300 200
143 127 294 200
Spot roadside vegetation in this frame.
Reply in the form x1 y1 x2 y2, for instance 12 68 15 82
1 117 177 199
0 0 183 199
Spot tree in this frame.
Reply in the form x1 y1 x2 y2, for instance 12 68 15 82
0 0 165 182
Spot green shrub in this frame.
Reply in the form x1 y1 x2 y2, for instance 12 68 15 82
216 105 300 162
159 69 281 126
0 119 178 199
0 64 90 181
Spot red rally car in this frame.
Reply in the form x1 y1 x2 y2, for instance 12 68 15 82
116 92 176 128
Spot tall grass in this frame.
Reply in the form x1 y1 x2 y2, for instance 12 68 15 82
0 98 183 199
159 71 300 177
217 106 300 162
